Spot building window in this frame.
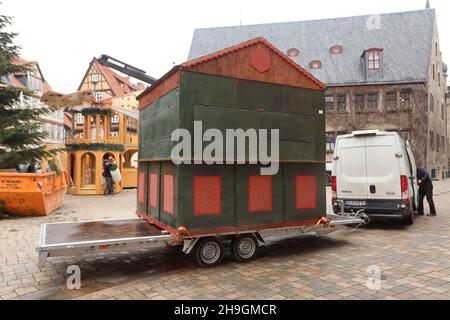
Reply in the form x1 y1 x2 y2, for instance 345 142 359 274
367 93 378 111
326 132 337 152
438 73 441 86
287 48 299 57
111 115 120 124
367 50 381 70
355 94 365 111
325 96 334 111
76 113 84 124
337 95 347 112
442 136 445 153
91 74 100 83
309 60 321 69
436 133 439 152
330 45 343 54
95 91 104 102
400 89 411 109
430 94 434 112
441 103 445 120
386 92 397 110
433 64 435 80
430 131 434 150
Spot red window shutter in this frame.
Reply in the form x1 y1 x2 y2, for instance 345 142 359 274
193 176 221 215
138 172 145 204
149 173 158 208
163 175 174 214
296 176 317 209
248 176 273 212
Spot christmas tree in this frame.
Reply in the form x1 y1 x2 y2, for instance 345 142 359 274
0 7 58 170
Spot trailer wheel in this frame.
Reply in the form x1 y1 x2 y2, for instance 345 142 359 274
232 234 259 262
195 238 224 268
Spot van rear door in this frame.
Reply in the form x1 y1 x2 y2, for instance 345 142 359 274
335 137 367 199
365 135 401 199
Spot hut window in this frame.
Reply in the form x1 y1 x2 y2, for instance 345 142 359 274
76 113 84 124
112 115 120 124
149 173 158 208
296 176 316 209
330 45 342 54
138 172 145 204
163 175 174 214
95 91 104 102
248 176 272 213
193 176 221 215
287 48 299 57
309 60 321 69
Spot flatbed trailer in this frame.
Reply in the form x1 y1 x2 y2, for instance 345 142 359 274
37 212 367 267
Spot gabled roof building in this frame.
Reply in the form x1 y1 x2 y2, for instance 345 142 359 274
189 8 449 179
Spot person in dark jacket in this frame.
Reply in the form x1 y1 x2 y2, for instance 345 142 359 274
103 157 115 195
416 166 436 216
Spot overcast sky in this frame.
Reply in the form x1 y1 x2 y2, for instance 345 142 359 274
2 0 449 93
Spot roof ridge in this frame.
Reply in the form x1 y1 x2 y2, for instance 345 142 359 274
193 8 435 32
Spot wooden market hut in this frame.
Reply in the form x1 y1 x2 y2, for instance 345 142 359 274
136 37 327 235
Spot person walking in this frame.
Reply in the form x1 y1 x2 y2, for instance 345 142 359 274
416 166 436 216
103 157 115 196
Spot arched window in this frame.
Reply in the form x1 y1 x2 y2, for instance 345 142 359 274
366 49 382 70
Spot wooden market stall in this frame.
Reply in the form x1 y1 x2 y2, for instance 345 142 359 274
136 37 327 235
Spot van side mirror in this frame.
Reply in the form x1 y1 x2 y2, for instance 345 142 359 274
395 152 403 158
333 156 339 160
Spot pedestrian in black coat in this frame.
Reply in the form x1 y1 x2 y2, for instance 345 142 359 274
416 166 436 216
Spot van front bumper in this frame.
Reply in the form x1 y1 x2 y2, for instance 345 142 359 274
333 199 411 219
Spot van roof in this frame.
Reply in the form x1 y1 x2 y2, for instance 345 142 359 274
339 130 399 139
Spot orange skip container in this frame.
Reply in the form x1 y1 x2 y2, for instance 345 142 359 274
0 172 68 216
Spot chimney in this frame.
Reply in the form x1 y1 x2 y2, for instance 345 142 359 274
426 0 431 9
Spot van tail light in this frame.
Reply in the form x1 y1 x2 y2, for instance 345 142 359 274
331 176 337 192
400 175 409 201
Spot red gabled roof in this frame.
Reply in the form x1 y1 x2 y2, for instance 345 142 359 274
138 37 326 104
181 37 326 90
82 58 137 97
9 56 53 95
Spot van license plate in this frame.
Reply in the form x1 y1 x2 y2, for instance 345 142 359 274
346 201 366 206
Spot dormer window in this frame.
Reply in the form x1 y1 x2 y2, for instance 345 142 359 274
309 60 321 69
366 49 382 70
287 48 299 57
330 45 342 54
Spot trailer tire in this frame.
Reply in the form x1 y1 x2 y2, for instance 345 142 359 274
195 238 224 268
232 234 259 262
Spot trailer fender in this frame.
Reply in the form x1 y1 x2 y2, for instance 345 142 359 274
254 232 266 244
182 238 200 255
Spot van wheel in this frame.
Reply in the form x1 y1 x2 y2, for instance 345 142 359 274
232 235 259 262
404 209 414 225
195 238 224 268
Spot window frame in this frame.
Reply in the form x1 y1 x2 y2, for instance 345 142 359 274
367 50 381 70
336 95 347 112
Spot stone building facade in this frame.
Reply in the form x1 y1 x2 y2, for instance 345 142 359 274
189 7 448 178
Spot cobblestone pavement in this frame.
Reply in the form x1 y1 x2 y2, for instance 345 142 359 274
1 181 450 300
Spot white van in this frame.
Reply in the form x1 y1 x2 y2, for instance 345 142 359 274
331 130 417 224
